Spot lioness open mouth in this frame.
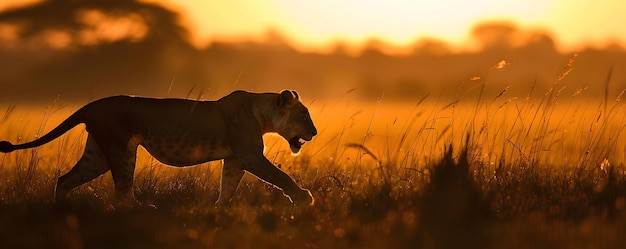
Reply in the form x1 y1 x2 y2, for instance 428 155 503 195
289 136 309 153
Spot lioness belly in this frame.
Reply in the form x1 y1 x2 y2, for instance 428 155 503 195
142 141 233 166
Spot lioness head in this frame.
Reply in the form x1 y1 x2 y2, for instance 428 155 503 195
273 90 317 154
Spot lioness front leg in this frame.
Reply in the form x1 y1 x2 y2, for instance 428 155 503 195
240 156 314 205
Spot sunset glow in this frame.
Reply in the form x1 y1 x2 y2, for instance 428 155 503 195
141 0 626 52
272 0 548 50
2 0 626 52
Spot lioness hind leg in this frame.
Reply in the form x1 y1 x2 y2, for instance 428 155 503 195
216 160 245 206
55 135 109 202
107 149 138 204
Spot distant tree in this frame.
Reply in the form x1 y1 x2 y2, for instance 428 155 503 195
0 0 190 49
0 0 197 102
521 30 558 56
330 41 350 56
471 21 520 50
411 38 450 56
262 29 294 51
360 38 388 57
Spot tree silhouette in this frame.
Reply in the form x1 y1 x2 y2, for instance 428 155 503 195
0 0 199 102
411 38 450 56
0 0 190 48
471 21 519 50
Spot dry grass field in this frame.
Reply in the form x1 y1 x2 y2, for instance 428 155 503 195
1 81 626 249
2 1 626 249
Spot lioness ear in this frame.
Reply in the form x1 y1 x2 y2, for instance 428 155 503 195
278 90 298 108
290 90 300 100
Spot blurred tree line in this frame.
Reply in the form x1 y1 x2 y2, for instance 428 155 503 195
0 0 625 103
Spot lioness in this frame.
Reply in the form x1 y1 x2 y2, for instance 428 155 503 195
0 90 317 205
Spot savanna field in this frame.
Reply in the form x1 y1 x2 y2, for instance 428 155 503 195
3 0 626 248
1 70 626 249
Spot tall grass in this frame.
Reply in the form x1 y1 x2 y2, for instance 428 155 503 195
1 72 626 248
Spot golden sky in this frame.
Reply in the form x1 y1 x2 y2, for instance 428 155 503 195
2 0 626 52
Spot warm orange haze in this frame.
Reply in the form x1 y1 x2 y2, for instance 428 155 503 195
144 0 626 53
2 0 626 52
1 1 626 249
0 0 625 102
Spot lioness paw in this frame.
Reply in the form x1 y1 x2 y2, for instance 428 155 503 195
288 189 314 206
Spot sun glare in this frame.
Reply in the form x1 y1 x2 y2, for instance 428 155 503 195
142 0 551 52
146 0 626 52
276 0 548 49
4 0 626 51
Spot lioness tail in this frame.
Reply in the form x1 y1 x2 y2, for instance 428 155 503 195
0 111 83 153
